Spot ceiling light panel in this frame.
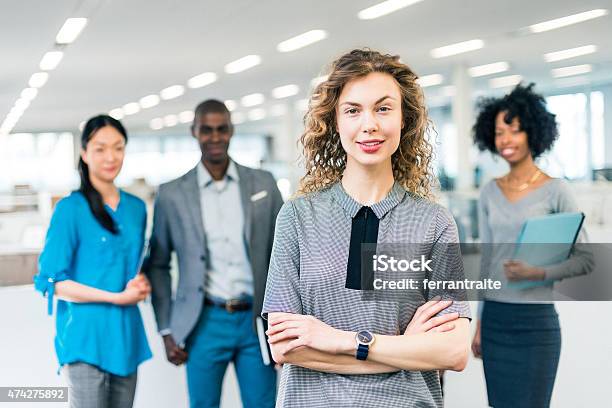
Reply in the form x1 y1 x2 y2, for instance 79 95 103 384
529 9 608 33
416 74 444 87
20 88 38 101
150 118 164 130
56 18 88 44
224 100 237 111
39 51 64 71
224 55 262 74
241 93 265 107
551 64 592 78
358 0 425 20
109 108 124 120
122 102 140 115
178 110 195 123
28 72 49 88
139 94 160 109
277 30 328 52
469 61 509 77
272 84 300 99
163 114 178 127
187 72 218 88
160 85 185 100
544 45 597 62
489 74 522 88
431 39 484 58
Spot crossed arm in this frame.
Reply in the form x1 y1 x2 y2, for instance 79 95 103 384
267 299 471 374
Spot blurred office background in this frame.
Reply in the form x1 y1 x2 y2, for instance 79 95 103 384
1 0 611 407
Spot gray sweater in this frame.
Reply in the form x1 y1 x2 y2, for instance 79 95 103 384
477 178 593 315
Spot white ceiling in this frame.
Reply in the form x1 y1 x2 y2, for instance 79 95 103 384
2 0 611 135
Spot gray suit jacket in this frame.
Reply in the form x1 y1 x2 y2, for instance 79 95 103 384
145 161 284 346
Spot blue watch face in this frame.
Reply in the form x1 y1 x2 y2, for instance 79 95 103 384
357 331 373 344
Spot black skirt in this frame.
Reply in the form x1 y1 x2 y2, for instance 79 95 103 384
481 300 561 408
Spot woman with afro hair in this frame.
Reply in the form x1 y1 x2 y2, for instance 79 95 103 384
471 83 593 408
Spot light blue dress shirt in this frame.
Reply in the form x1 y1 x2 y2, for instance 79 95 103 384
197 161 253 299
34 190 152 376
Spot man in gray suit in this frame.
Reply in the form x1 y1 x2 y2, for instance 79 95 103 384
145 99 283 407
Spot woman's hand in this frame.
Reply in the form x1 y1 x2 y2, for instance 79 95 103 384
504 260 545 281
127 273 151 294
404 298 459 335
266 313 354 356
471 320 482 358
112 274 151 305
112 286 147 305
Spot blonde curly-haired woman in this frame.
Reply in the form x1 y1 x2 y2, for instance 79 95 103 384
262 49 472 408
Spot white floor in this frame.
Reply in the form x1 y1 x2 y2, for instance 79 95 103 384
1 287 610 407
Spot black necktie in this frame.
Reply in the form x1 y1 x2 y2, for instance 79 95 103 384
345 206 379 290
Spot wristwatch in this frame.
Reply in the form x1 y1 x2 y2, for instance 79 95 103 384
355 330 375 360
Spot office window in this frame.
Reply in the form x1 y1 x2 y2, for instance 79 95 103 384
544 93 588 179
591 91 605 170
429 106 457 178
118 134 198 186
229 134 269 168
0 132 76 192
440 123 458 178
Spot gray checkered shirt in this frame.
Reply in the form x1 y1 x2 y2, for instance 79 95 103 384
263 181 471 408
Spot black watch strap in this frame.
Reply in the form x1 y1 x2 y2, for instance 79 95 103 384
356 343 369 360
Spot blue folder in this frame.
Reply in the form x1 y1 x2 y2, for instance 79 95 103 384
509 212 585 289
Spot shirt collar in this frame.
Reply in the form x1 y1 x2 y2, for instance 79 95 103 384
103 189 124 214
197 159 239 188
331 181 406 219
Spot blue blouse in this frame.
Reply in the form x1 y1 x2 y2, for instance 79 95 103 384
34 190 152 376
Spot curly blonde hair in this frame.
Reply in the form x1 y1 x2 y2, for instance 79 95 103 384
297 49 435 198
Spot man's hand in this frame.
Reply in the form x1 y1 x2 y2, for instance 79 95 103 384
404 297 459 335
163 334 188 365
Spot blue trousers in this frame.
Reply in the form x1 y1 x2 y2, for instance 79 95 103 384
185 304 277 408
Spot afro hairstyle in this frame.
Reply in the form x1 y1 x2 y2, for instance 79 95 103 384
473 83 558 159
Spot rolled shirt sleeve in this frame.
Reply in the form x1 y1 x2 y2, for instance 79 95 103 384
34 199 77 315
262 201 302 319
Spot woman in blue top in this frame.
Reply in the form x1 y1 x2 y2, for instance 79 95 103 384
34 115 152 408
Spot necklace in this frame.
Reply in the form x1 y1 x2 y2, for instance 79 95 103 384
503 168 541 192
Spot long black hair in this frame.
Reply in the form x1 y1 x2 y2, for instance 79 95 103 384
78 115 128 234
